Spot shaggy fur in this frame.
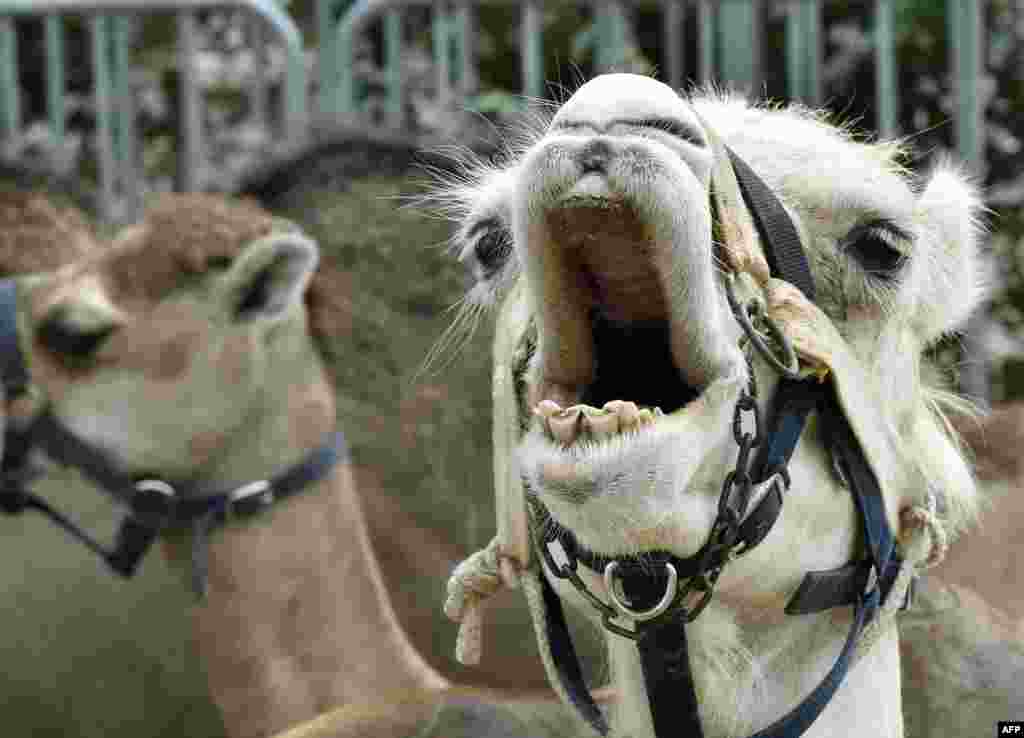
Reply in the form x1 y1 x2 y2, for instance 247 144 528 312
433 74 986 738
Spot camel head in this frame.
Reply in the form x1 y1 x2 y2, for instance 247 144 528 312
440 74 986 736
15 195 331 487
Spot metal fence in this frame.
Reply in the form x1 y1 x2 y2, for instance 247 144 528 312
0 0 991 222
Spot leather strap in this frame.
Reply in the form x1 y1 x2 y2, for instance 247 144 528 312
539 572 609 736
638 622 704 738
4 408 347 589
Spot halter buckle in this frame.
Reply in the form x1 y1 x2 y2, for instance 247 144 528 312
227 479 273 519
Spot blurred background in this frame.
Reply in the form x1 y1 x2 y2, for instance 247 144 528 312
0 2 1020 736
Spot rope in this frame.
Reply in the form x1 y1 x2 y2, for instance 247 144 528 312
444 537 522 665
852 491 947 663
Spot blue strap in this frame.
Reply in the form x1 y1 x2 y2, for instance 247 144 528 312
749 588 878 738
0 279 29 395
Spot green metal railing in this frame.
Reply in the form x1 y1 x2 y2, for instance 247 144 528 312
0 0 990 219
0 0 308 221
326 1 985 173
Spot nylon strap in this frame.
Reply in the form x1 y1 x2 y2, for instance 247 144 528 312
726 149 816 301
4 407 347 590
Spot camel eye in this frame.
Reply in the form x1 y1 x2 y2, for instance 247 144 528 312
474 230 512 278
38 309 114 363
842 220 909 280
463 216 512 280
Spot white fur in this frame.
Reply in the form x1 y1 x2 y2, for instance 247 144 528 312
434 74 986 738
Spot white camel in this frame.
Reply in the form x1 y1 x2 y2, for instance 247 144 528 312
439 73 986 738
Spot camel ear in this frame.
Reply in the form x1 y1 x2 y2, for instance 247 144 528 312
910 162 989 343
220 232 319 322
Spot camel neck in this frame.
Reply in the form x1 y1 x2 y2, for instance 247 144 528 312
163 367 447 738
606 606 903 738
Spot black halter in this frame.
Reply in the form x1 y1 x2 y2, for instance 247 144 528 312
0 278 347 596
529 148 910 738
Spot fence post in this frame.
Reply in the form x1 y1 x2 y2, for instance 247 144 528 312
176 10 202 194
948 0 983 175
0 17 19 144
454 1 475 97
663 0 684 90
384 9 402 128
717 0 760 92
874 0 897 138
433 2 451 108
111 15 138 220
696 0 715 84
787 0 821 104
45 14 65 145
522 0 543 100
90 15 117 218
594 0 628 72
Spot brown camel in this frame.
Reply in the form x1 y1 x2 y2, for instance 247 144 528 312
11 194 458 738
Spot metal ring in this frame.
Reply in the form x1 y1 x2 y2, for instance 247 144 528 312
603 561 678 622
134 479 175 497
724 273 801 379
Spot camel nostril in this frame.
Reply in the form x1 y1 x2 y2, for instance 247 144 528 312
579 139 613 174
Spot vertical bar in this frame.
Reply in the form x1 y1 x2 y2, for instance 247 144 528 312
718 0 759 92
0 18 20 141
433 2 451 106
786 0 806 100
45 14 65 145
803 0 821 105
337 11 355 115
384 10 402 128
317 0 338 117
875 0 897 138
176 10 202 193
663 0 685 89
606 1 629 71
247 13 268 132
91 15 116 219
950 0 983 174
522 0 543 100
697 0 716 84
454 2 476 96
112 15 137 221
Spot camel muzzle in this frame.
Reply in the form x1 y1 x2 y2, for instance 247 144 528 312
0 281 346 596
525 126 911 738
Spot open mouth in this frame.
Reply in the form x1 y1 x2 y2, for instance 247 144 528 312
527 193 719 451
534 312 703 447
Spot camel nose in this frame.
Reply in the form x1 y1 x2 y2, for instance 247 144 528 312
579 139 613 174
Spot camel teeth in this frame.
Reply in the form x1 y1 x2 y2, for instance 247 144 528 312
534 399 562 418
603 400 640 433
549 408 582 445
584 409 620 440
